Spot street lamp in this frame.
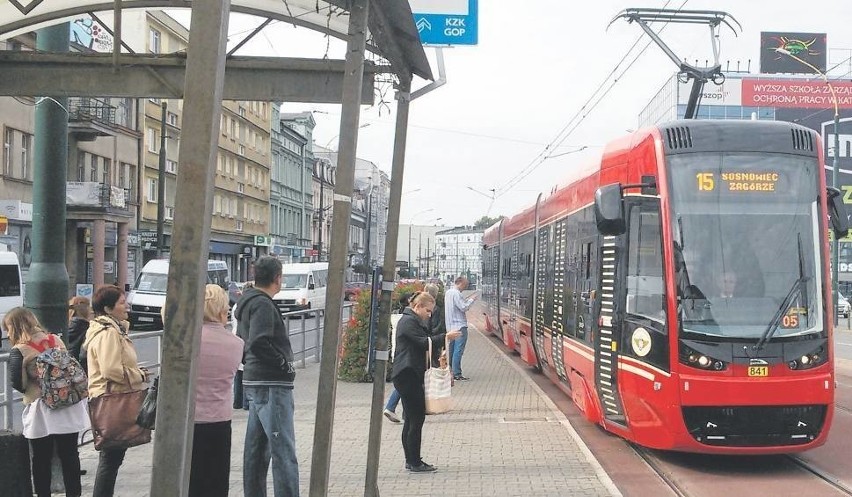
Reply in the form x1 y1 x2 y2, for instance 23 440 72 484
407 208 433 277
323 122 371 150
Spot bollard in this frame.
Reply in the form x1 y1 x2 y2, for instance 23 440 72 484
0 430 33 496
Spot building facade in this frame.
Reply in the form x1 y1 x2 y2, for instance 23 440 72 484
311 156 335 261
272 110 315 262
397 224 445 278
435 227 483 286
121 10 271 281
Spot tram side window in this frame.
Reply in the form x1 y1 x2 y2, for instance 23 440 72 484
626 206 666 324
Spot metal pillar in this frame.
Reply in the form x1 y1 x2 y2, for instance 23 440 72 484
364 77 411 497
26 23 70 334
149 1 230 495
310 1 369 495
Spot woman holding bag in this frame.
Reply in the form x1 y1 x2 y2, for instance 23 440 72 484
84 285 149 497
391 291 460 473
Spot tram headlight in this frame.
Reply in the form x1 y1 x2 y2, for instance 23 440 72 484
787 346 827 370
680 344 727 371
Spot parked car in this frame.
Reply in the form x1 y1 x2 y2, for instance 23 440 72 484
839 294 851 318
344 281 370 301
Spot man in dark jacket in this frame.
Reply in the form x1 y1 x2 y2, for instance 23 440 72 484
235 256 299 497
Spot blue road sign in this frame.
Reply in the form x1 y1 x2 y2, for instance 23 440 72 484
411 0 478 46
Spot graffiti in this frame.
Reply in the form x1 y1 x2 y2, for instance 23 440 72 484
71 17 113 52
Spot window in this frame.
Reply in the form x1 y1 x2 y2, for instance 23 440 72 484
149 28 161 54
238 144 245 156
90 155 98 182
147 128 157 153
20 134 30 180
3 128 12 175
146 178 158 203
77 153 86 181
149 97 161 104
230 119 236 137
231 199 237 217
214 195 221 214
167 112 178 127
119 162 128 188
102 158 111 185
626 203 665 324
236 220 243 232
166 159 177 174
165 206 174 220
239 107 246 118
237 183 245 193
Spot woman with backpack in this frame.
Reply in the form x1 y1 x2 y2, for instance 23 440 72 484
5 307 89 497
83 285 149 497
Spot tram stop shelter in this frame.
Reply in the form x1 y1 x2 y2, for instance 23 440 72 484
0 1 432 496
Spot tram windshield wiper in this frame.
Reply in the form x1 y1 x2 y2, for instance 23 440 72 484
754 234 809 351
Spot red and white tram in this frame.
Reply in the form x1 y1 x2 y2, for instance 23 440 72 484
481 120 849 454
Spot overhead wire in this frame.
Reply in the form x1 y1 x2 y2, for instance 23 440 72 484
494 0 690 198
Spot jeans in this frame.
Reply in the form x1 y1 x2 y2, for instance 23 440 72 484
384 388 401 412
392 369 426 466
447 326 468 376
92 447 126 497
244 385 299 497
189 421 232 497
30 433 81 497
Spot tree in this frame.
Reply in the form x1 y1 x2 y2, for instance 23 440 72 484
473 215 503 230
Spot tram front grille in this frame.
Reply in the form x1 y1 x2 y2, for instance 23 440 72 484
682 405 827 447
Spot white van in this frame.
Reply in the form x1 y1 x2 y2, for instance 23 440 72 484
0 250 23 344
127 259 230 329
273 262 328 314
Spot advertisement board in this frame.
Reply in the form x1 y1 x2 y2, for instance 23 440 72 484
760 32 827 74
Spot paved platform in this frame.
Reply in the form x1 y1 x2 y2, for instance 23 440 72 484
78 326 620 496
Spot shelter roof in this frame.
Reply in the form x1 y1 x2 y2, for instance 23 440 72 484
0 0 432 82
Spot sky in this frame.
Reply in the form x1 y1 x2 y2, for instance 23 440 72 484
175 1 852 228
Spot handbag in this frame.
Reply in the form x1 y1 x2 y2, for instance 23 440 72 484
88 372 152 451
424 337 453 414
135 376 159 430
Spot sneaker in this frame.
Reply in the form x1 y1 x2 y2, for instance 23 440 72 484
453 375 470 381
408 462 437 473
383 409 401 423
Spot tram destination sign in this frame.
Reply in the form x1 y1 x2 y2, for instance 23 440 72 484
696 171 786 194
410 0 478 46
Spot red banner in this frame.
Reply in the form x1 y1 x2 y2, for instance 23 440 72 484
741 79 852 109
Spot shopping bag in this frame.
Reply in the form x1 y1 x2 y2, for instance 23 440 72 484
135 376 159 430
424 337 453 414
89 377 151 450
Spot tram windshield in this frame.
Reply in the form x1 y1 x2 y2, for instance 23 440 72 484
667 153 825 340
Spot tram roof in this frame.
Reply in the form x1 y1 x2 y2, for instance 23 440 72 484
0 0 432 82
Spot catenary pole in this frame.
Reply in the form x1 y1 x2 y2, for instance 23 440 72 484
364 76 412 497
309 0 369 495
149 1 230 495
26 23 70 335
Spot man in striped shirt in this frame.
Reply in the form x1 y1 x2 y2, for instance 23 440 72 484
444 276 476 380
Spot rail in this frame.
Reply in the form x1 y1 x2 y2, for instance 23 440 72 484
1 303 353 433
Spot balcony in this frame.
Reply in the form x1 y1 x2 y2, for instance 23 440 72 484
68 98 118 140
66 182 132 214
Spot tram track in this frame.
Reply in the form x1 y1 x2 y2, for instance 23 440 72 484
786 455 852 496
629 444 693 497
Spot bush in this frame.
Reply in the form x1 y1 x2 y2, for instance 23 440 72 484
338 281 426 382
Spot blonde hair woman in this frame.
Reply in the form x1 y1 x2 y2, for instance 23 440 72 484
5 307 88 497
188 284 244 497
390 292 461 473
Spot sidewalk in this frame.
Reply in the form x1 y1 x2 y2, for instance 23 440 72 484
78 326 620 496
